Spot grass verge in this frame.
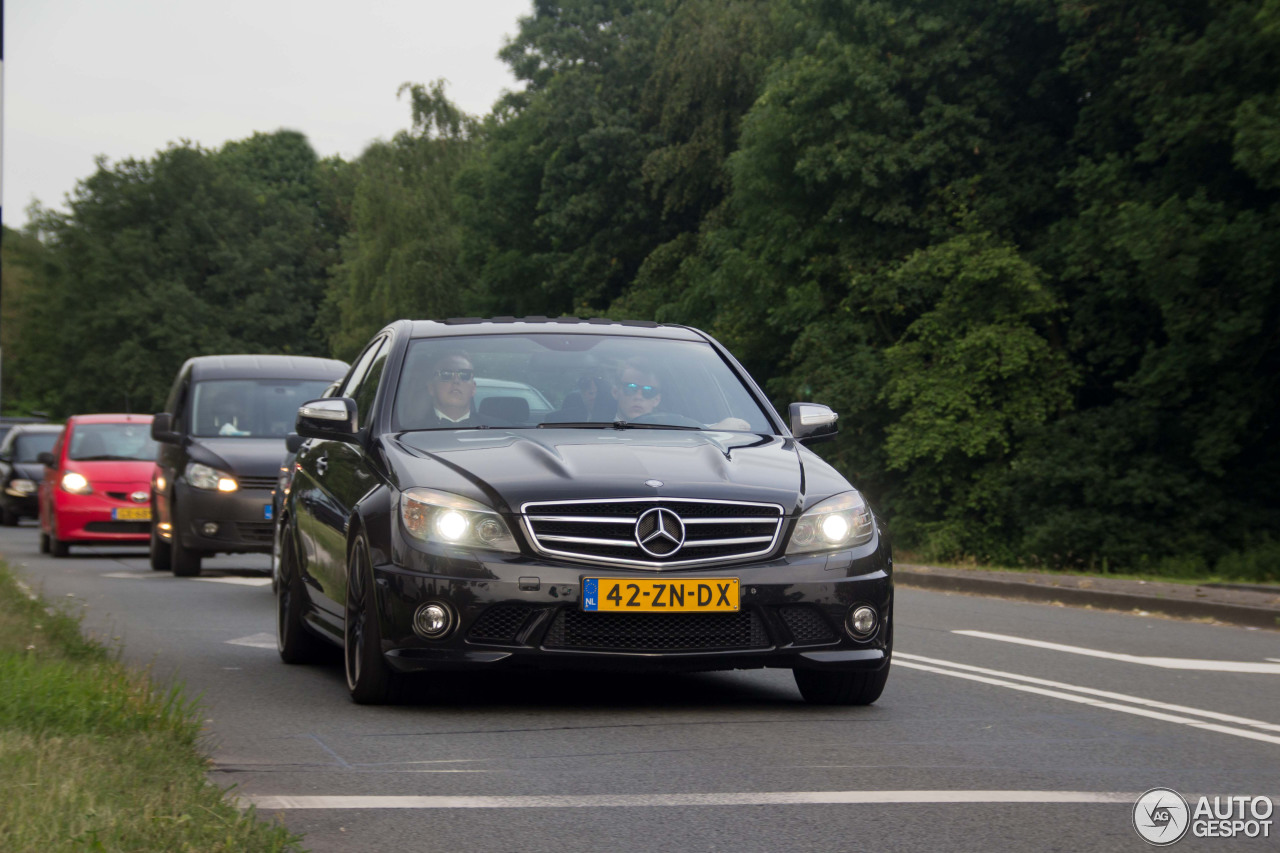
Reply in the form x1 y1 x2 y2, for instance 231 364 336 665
0 560 303 852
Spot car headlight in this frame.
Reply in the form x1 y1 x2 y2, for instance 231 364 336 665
6 478 38 496
186 462 238 492
785 491 874 555
400 488 519 553
60 471 93 495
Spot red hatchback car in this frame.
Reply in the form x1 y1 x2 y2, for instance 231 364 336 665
38 414 158 557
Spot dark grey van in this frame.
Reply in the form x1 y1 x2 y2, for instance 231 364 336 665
150 354 347 576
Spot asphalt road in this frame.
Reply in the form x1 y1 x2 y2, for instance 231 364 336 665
4 522 1277 852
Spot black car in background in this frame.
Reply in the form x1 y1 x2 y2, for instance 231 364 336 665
150 355 348 577
0 424 63 525
277 318 892 706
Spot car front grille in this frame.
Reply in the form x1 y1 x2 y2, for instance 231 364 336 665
84 521 150 535
235 522 274 544
543 609 769 652
521 498 783 568
237 475 278 491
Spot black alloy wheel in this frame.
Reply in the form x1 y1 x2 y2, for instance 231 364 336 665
792 624 892 706
276 526 326 664
169 504 202 577
344 534 398 704
149 520 171 572
50 519 70 558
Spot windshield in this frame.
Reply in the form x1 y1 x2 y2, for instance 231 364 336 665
392 334 775 432
68 423 157 462
191 379 333 438
13 432 58 463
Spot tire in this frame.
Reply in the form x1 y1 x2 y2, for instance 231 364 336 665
171 537 202 577
39 531 50 554
793 625 892 706
277 529 326 664
51 537 70 558
344 534 398 704
149 525 172 572
1 506 18 527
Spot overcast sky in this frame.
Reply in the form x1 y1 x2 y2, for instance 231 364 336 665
2 0 530 229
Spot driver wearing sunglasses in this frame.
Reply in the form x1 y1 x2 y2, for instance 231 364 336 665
426 351 479 425
612 362 664 421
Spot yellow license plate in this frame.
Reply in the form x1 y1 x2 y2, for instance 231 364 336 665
112 507 151 521
582 578 739 612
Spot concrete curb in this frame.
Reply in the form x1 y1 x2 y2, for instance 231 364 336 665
896 569 1280 630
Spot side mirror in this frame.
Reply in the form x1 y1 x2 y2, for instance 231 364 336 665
150 413 182 444
295 397 358 442
284 432 304 454
789 403 838 444
36 451 56 467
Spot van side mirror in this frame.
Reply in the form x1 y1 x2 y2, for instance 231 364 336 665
36 451 56 467
789 403 838 444
150 413 182 444
295 398 358 442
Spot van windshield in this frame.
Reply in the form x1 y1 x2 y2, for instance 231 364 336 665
191 379 332 438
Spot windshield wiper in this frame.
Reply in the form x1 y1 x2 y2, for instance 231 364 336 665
537 420 700 431
73 454 143 461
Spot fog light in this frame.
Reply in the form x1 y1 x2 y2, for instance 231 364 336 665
202 522 219 537
847 605 878 639
413 602 453 638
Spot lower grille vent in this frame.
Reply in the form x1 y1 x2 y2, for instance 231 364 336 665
778 605 837 645
468 606 535 643
544 609 769 652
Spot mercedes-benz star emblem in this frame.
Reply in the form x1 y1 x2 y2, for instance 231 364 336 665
635 507 686 558
130 491 149 503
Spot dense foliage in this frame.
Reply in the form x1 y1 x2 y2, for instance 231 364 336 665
3 0 1277 578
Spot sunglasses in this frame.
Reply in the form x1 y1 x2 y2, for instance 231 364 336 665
434 369 474 382
620 382 660 399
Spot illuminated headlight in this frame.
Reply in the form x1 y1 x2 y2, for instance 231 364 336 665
61 471 93 495
186 462 238 492
6 478 38 496
400 488 519 553
785 491 874 555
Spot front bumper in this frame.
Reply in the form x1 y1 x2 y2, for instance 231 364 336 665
51 493 152 543
170 483 275 554
370 538 893 674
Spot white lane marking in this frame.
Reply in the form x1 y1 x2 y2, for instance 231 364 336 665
104 571 164 579
194 576 272 587
897 653 1280 732
895 659 1280 747
226 632 278 649
1268 659 1280 664
953 630 1280 674
242 790 1138 810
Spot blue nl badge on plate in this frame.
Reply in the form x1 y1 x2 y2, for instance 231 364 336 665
264 504 273 521
582 578 599 611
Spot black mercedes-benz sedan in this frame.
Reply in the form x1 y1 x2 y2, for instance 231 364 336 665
278 318 892 705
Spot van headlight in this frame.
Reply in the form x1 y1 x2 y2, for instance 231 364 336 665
186 462 238 492
785 491 874 554
400 488 519 553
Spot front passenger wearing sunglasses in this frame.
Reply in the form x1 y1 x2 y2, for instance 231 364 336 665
610 361 751 431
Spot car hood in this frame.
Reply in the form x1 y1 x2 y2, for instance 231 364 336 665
11 462 46 482
388 429 852 515
188 438 288 478
61 459 155 486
